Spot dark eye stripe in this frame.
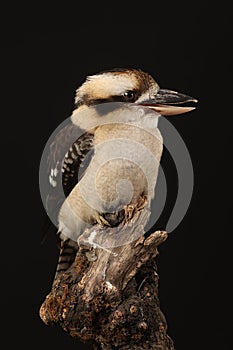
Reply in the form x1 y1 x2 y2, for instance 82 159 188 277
74 90 141 110
86 91 139 105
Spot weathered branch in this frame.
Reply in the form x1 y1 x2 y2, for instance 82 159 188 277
40 201 174 349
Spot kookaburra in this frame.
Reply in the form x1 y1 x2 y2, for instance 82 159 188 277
45 68 197 274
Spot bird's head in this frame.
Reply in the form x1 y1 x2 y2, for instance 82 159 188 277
74 68 197 116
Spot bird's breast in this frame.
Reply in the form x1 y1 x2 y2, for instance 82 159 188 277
77 123 163 213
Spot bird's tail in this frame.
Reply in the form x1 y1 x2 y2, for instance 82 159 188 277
55 234 78 278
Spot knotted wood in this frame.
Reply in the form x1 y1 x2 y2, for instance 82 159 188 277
40 202 174 349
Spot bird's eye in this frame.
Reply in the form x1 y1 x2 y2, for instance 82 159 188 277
122 90 135 102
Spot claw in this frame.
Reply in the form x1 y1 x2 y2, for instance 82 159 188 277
95 214 111 227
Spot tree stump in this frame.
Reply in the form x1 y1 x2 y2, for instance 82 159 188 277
40 202 174 350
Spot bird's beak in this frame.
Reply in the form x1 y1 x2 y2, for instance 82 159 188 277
139 89 198 116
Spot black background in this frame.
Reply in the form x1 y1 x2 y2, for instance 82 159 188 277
1 3 232 350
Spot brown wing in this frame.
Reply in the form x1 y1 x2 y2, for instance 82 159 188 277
41 118 94 227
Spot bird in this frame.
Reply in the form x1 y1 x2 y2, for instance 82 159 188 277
43 68 197 275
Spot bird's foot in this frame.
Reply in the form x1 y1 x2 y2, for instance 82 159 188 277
95 214 111 227
136 195 148 211
123 195 148 223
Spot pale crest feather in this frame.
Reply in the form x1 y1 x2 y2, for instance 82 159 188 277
75 72 138 103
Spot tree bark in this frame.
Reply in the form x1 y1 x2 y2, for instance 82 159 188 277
40 202 174 349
